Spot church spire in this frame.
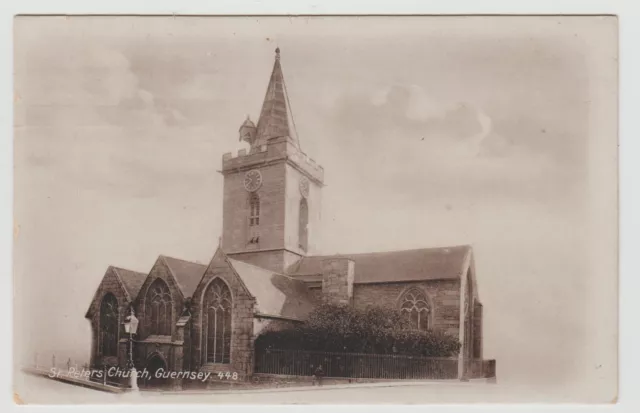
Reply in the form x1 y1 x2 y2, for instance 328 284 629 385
253 47 298 148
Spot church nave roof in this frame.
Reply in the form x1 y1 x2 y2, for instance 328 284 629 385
287 245 472 284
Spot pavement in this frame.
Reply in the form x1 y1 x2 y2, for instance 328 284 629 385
14 371 590 404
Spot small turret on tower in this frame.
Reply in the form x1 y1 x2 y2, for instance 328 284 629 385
239 115 257 146
221 47 323 273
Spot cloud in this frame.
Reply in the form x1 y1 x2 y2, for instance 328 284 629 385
372 84 460 122
15 43 188 130
322 84 571 204
15 44 196 200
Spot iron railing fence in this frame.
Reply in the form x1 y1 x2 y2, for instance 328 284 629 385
255 349 460 380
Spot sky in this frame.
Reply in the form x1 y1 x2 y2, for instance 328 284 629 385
13 16 618 401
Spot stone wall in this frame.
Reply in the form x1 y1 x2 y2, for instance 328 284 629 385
86 267 133 370
322 258 355 305
135 258 185 343
283 161 322 256
190 251 256 379
131 257 188 388
222 161 287 255
473 301 483 359
221 136 323 273
352 280 461 337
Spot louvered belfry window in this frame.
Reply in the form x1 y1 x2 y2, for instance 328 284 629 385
145 279 172 336
299 198 309 251
249 193 260 226
99 293 119 357
204 278 232 364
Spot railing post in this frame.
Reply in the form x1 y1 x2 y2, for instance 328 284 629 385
52 354 55 369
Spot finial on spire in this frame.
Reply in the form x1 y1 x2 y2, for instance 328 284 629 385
252 45 298 148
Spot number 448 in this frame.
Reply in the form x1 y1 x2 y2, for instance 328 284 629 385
218 372 238 380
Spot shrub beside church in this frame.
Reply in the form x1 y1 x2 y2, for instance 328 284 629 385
256 303 461 357
85 48 492 389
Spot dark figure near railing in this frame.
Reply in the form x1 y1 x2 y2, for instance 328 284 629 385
313 365 325 386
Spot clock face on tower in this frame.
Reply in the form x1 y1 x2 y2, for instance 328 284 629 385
299 177 310 198
244 169 263 192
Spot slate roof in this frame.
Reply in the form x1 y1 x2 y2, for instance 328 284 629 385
287 245 472 284
228 258 319 320
112 267 147 300
85 266 147 318
161 256 207 298
254 48 296 148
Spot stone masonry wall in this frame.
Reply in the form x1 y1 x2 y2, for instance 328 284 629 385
132 258 187 386
222 162 286 255
135 258 185 343
86 267 133 370
473 301 483 359
190 252 256 379
352 280 461 337
322 258 355 305
283 162 322 256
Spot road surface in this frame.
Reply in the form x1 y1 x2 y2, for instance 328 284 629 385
14 372 586 404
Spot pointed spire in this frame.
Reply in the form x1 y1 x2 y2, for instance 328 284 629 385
254 47 296 148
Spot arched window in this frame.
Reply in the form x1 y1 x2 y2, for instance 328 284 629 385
400 289 431 331
204 278 232 364
299 199 309 251
249 194 260 227
145 279 172 336
99 293 119 357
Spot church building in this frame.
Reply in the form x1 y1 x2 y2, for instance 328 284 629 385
85 48 486 388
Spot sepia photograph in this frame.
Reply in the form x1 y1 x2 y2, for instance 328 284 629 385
12 15 618 404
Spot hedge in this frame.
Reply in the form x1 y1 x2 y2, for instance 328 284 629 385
255 303 461 357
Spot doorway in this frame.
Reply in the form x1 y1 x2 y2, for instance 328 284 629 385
143 354 169 389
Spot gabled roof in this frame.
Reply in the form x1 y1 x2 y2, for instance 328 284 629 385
161 256 207 299
254 47 296 148
287 245 472 284
228 258 319 321
112 267 147 300
85 266 146 318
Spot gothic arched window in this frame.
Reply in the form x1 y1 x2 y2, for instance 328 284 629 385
249 193 260 227
299 198 309 251
145 279 172 336
99 293 119 357
204 278 232 364
400 289 431 331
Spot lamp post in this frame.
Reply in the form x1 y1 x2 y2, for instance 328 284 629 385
123 308 139 391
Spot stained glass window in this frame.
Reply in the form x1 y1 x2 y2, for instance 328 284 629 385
145 279 172 336
204 278 232 364
99 293 119 356
400 289 431 331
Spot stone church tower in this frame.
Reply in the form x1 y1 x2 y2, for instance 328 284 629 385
85 47 493 389
221 48 324 273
